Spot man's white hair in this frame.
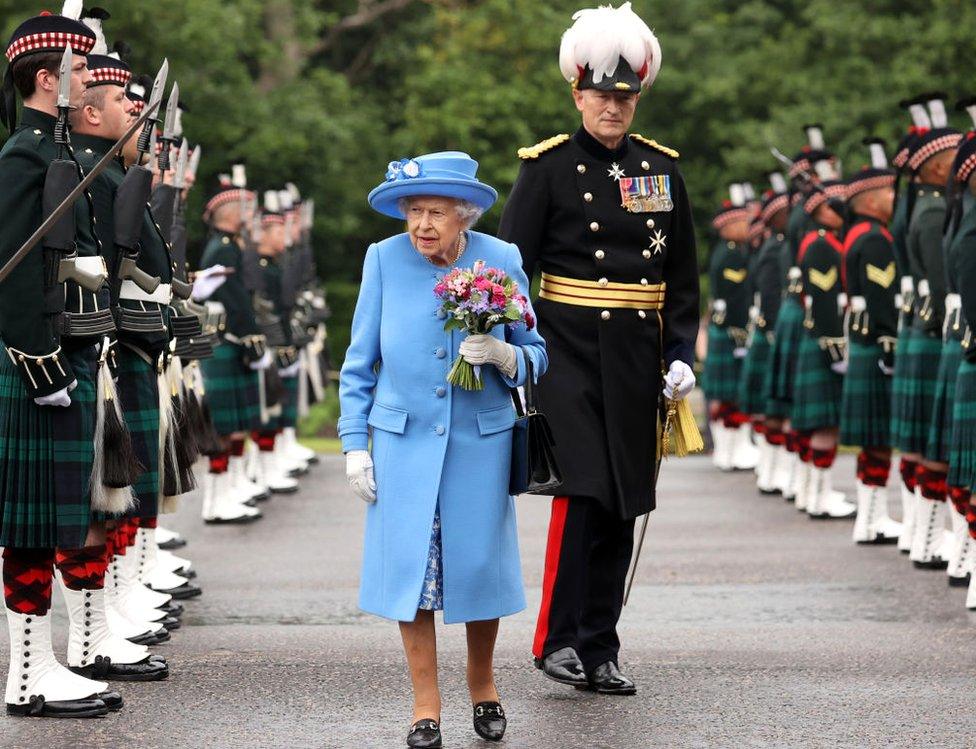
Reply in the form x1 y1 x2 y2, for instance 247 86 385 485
398 197 484 228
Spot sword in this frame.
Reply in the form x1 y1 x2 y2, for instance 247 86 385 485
0 98 161 286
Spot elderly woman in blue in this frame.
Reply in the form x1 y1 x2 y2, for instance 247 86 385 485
339 152 547 748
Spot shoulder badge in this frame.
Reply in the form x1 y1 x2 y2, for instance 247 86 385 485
630 134 679 159
518 134 570 160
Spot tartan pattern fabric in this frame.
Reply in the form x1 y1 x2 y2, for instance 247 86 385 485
200 342 260 436
280 375 299 428
791 334 843 431
0 345 96 550
113 347 160 519
54 545 107 590
2 548 54 615
840 341 892 448
737 329 772 415
949 360 976 490
702 324 742 403
890 331 943 454
766 297 804 412
925 340 964 463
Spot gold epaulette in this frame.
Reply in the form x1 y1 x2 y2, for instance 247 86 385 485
630 134 679 159
517 134 570 160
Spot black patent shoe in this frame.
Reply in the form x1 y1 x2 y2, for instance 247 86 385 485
7 695 109 718
949 574 971 588
127 627 169 646
473 701 506 742
96 690 124 711
153 582 202 600
160 602 184 618
160 615 181 630
157 537 186 550
534 646 588 687
407 718 442 748
72 656 169 682
584 661 637 696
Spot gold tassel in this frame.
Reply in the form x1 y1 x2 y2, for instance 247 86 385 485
660 397 705 458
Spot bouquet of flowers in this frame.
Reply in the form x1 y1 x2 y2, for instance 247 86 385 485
434 260 536 390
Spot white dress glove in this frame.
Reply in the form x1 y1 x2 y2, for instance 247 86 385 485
345 450 376 504
191 265 228 301
248 350 273 371
663 360 695 401
459 334 518 378
830 360 849 375
278 360 301 378
34 385 73 407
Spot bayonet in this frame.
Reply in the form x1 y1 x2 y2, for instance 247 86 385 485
188 145 201 178
174 138 188 190
136 59 168 159
158 81 179 174
54 47 73 148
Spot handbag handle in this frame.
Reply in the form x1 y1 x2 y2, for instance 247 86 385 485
509 352 534 417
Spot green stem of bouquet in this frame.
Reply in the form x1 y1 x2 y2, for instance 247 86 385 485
447 356 484 391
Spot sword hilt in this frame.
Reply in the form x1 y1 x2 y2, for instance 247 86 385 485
53 110 70 148
135 119 155 159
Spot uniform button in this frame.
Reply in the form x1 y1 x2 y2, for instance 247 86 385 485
818 229 826 236
436 309 447 320
934 190 942 198
435 425 445 435
646 219 655 229
642 160 650 170
638 310 647 319
435 386 446 398
727 241 735 249
577 164 586 174
598 277 608 287
640 278 648 286
33 129 41 135
594 250 605 260
583 192 593 202
590 221 600 232
643 249 652 259
600 310 611 321
434 347 446 359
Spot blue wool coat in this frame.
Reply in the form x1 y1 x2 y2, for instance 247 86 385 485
338 231 548 624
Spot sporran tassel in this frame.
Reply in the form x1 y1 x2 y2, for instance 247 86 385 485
90 350 138 514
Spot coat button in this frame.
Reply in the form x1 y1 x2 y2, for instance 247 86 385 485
594 250 605 260
646 219 655 228
577 164 586 174
642 160 650 170
818 229 826 236
435 425 445 435
583 192 593 202
640 278 648 286
436 309 447 320
643 249 652 259
434 347 446 359
598 277 608 287
638 310 647 319
600 310 611 321
435 386 446 398
590 222 599 232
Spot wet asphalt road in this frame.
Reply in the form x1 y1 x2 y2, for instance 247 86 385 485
3 453 975 749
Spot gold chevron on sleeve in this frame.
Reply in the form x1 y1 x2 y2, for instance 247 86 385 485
808 266 838 292
866 261 896 289
722 268 747 284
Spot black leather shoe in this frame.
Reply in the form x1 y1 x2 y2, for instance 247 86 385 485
7 695 109 718
96 690 124 711
72 656 169 682
534 646 588 687
949 574 971 587
160 602 183 618
584 661 636 695
160 616 181 630
128 627 169 646
157 537 187 551
406 718 442 748
153 582 202 600
473 701 506 742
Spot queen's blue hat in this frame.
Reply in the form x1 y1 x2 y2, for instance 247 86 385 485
367 151 498 219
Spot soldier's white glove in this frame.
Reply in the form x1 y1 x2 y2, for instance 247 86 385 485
191 265 228 301
345 450 376 504
248 350 273 371
34 385 73 407
830 360 848 375
459 334 518 378
278 360 301 378
663 360 695 401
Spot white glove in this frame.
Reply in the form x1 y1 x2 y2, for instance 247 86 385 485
459 334 517 378
663 360 695 401
191 265 228 301
248 350 273 371
733 347 748 359
345 450 376 504
831 360 849 375
278 360 301 378
878 359 895 376
34 385 73 407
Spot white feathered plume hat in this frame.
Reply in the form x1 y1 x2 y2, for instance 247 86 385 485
559 2 661 93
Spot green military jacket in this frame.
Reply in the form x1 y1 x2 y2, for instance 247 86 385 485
199 230 261 347
753 230 787 331
907 186 948 336
798 225 844 340
844 216 898 346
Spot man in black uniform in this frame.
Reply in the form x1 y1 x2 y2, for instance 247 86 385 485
498 3 699 695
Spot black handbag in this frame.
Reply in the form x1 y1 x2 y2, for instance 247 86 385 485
509 358 563 496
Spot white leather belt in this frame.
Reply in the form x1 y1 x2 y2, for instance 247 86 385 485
946 293 962 313
75 256 107 274
120 280 172 304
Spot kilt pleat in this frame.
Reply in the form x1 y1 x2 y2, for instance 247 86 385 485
108 347 159 519
839 341 891 447
280 375 299 428
702 324 742 403
200 342 260 436
949 360 976 489
925 340 964 463
890 330 943 454
0 343 96 549
766 297 804 413
738 329 772 415
791 334 842 431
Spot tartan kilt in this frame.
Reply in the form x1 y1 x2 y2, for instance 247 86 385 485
0 343 96 549
702 324 742 403
102 346 159 520
280 375 299 428
737 329 772 415
926 340 964 464
791 334 842 432
201 341 260 436
766 297 804 414
839 341 891 448
890 330 942 454
949 359 976 489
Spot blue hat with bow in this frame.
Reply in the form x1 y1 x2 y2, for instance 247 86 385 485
367 151 498 219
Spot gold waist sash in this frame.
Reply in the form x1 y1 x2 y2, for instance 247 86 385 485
539 272 666 310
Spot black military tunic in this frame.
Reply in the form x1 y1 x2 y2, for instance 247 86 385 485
498 127 699 520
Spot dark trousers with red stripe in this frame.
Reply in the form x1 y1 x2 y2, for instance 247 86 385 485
533 495 635 673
